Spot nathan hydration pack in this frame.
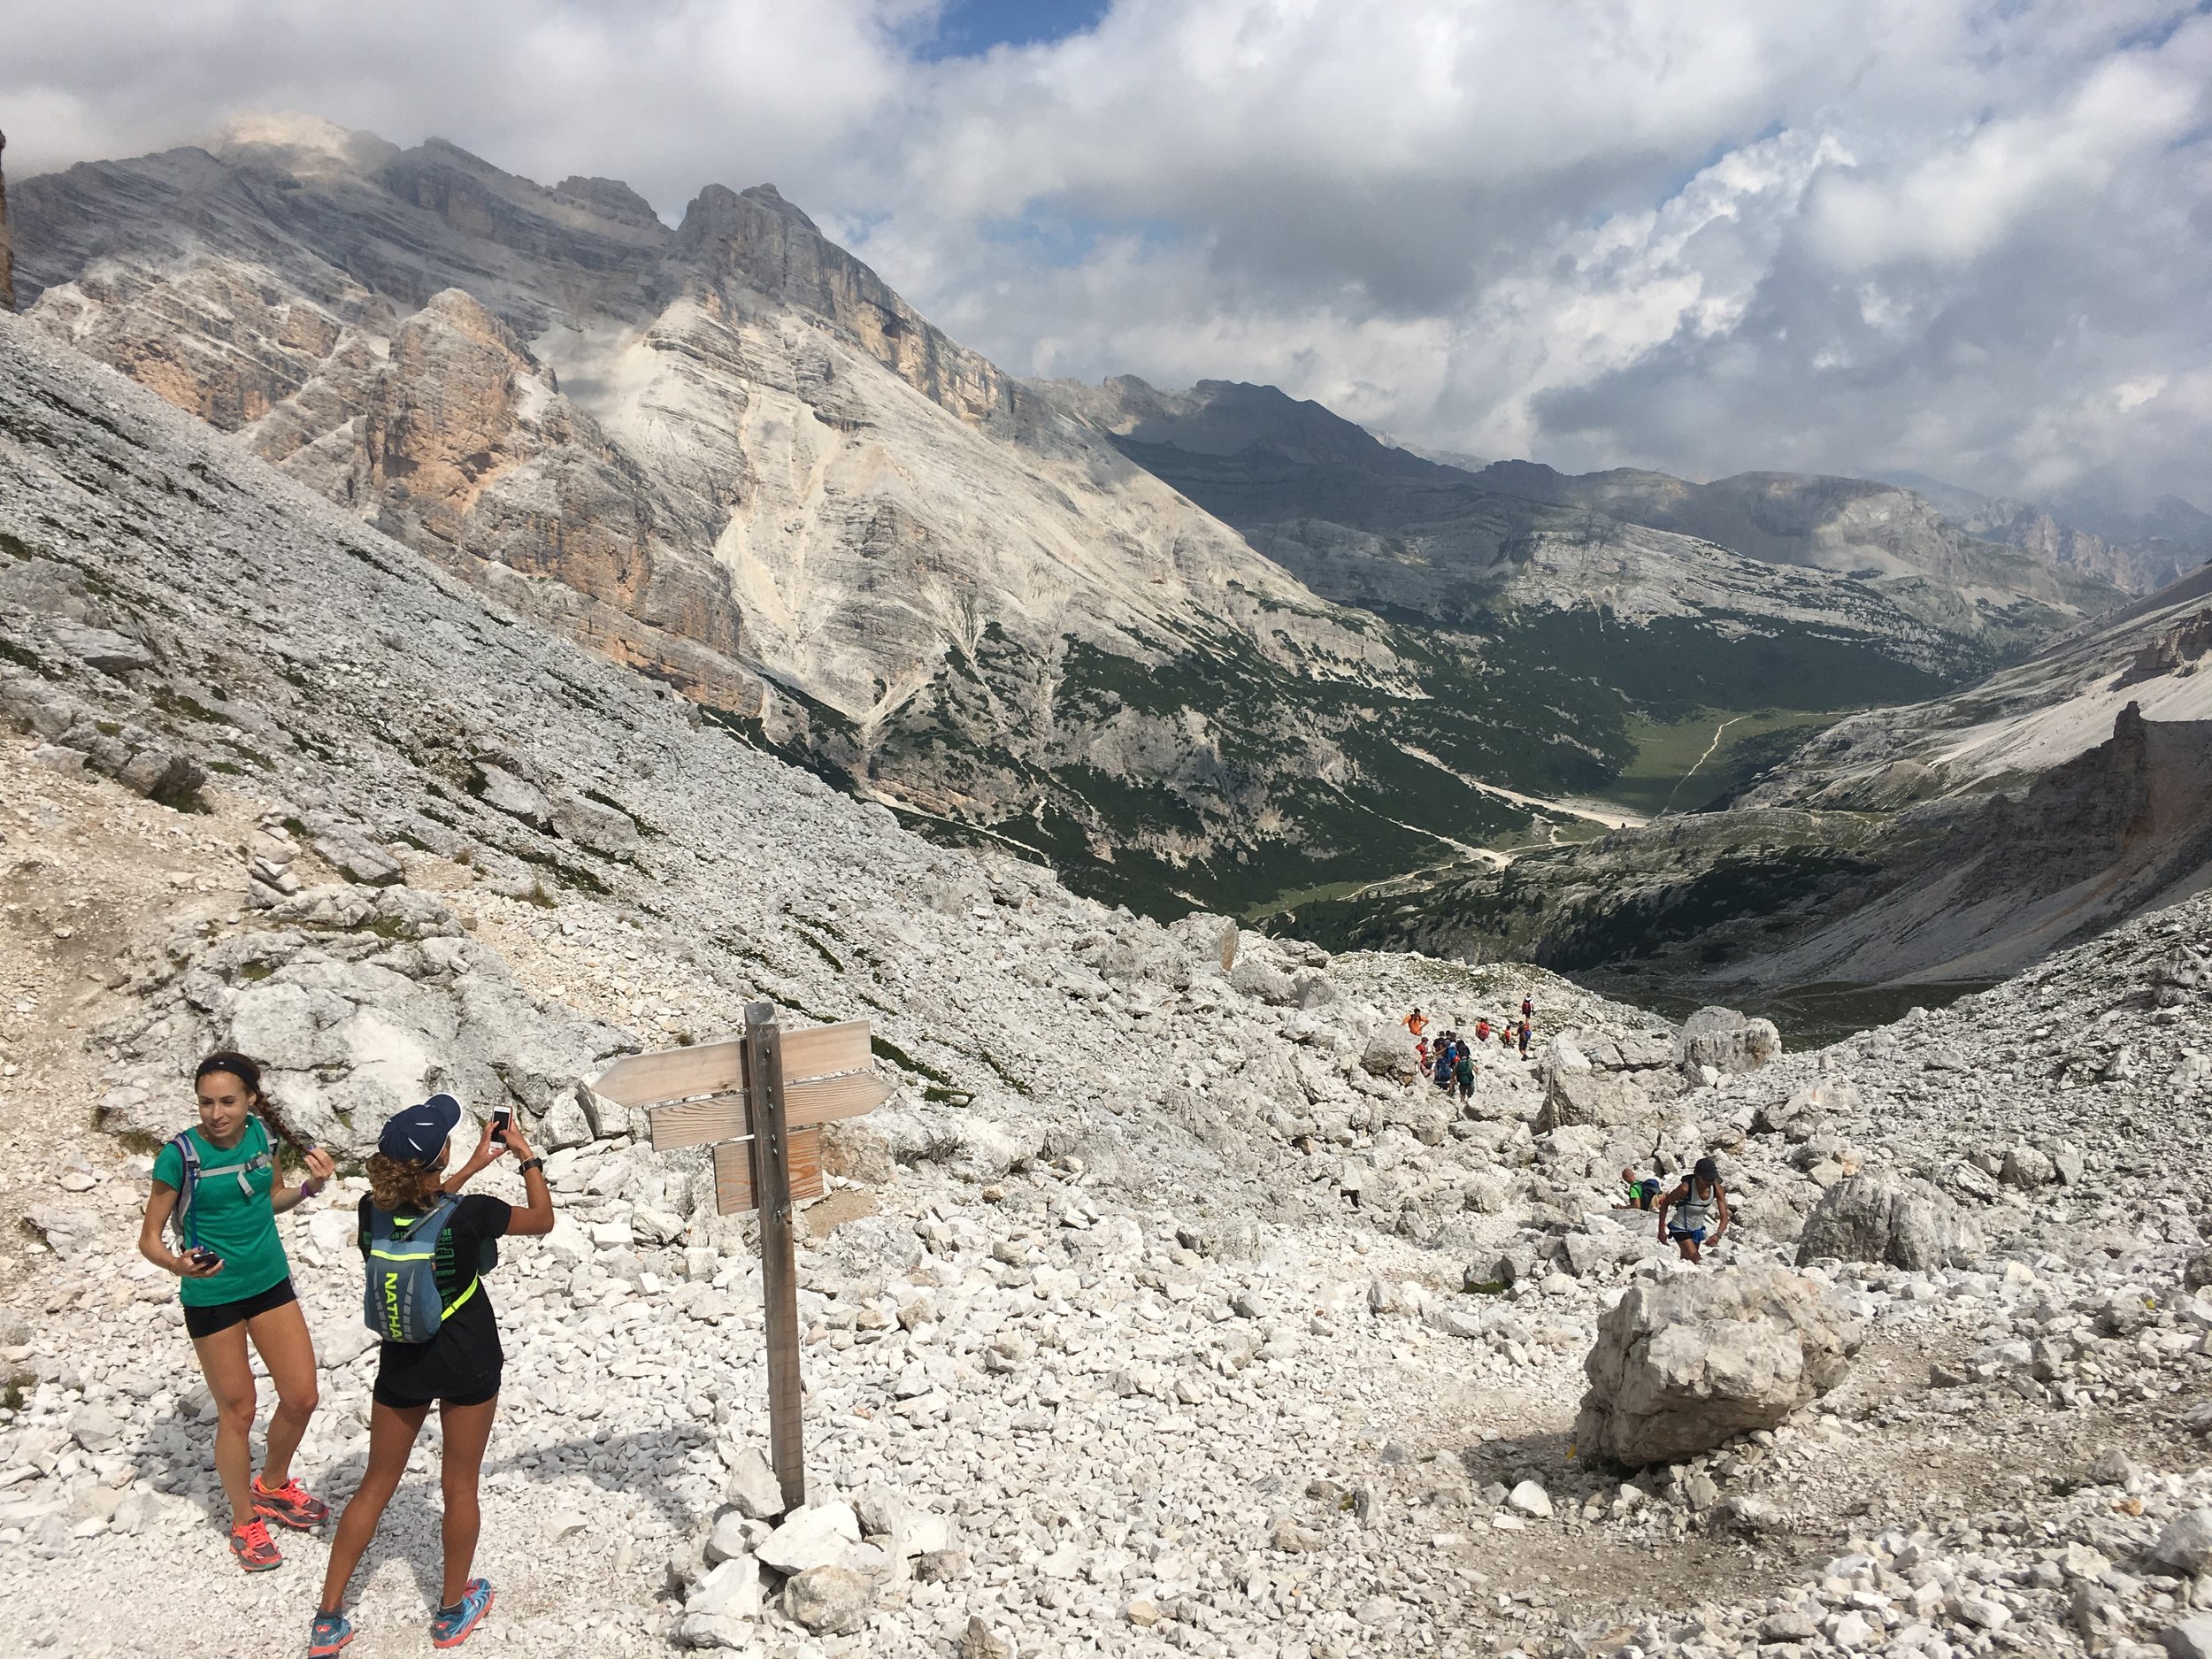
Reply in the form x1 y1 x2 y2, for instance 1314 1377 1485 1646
362 1197 480 1343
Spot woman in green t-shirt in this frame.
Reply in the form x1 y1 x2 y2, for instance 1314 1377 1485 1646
136 1052 338 1572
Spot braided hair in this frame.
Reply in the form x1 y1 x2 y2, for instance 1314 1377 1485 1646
194 1051 313 1166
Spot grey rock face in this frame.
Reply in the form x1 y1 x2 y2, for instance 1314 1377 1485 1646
0 673 204 804
784 1565 873 1635
2000 1143 2057 1187
97 923 631 1153
1676 1007 1783 1076
1358 1025 1417 1082
1572 1265 1865 1467
2149 1509 2212 1578
1536 1069 1650 1132
1795 1171 1985 1271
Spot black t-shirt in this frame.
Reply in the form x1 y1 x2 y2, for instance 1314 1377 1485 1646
357 1194 511 1403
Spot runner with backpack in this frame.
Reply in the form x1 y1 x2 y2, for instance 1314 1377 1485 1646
311 1093 554 1656
134 1052 338 1571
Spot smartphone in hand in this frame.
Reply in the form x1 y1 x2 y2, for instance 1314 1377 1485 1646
188 1248 222 1271
491 1107 513 1148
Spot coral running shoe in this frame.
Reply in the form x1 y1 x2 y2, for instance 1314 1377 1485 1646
230 1517 283 1571
308 1611 355 1657
253 1475 330 1530
431 1578 494 1648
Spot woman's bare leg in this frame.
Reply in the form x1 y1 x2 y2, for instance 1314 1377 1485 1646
319 1400 432 1615
434 1395 501 1605
244 1298 319 1488
190 1324 258 1528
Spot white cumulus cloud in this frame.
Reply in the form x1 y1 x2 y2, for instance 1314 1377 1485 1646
4 0 2208 505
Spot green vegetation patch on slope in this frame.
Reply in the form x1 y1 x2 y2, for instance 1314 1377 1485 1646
1607 709 1834 818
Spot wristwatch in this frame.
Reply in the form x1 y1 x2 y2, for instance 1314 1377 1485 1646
517 1157 546 1176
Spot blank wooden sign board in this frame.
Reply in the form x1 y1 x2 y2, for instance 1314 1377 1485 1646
590 1002 887 1512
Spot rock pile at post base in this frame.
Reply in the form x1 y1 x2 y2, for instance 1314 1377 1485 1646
1 317 2211 1658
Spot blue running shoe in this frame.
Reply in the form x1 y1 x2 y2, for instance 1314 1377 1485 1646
431 1578 494 1648
308 1610 354 1657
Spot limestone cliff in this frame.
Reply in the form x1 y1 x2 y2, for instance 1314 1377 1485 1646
6 119 1562 915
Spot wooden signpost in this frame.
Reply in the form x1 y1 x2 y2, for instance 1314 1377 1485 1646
590 1002 890 1512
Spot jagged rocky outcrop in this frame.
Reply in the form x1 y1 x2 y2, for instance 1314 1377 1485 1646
1294 700 2212 1001
5 117 1578 918
1795 1172 1985 1272
5 118 2139 927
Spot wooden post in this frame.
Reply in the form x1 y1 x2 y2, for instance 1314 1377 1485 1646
744 1001 806 1513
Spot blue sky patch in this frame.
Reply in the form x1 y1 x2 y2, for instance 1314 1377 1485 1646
918 0 1113 61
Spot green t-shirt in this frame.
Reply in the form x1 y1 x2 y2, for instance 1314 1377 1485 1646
152 1119 292 1308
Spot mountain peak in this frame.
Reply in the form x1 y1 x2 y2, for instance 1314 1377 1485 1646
552 175 663 230
206 111 399 178
737 181 819 231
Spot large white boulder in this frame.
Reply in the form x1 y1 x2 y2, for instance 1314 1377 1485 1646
1795 1171 1984 1271
1674 1008 1782 1076
1572 1265 1863 1468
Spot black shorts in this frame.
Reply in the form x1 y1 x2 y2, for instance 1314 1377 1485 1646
373 1334 503 1409
373 1371 502 1411
183 1276 298 1340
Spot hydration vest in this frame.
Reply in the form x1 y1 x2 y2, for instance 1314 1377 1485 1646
362 1197 480 1343
166 1118 273 1252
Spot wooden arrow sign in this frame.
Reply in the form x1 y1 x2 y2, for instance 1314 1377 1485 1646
712 1128 826 1215
593 1021 872 1112
647 1071 894 1149
590 1040 743 1111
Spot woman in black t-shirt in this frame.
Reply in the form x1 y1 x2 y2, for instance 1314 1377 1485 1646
311 1095 553 1656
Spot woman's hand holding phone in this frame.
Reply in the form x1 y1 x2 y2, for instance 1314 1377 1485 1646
180 1248 223 1279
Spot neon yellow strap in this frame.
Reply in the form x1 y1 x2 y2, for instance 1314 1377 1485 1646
442 1278 480 1320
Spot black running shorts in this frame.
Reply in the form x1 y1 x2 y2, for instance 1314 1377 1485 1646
182 1275 299 1340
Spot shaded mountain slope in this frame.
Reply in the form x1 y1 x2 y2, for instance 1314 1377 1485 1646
1283 557 2212 1000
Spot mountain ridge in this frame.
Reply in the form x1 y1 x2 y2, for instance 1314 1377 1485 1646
4 117 2147 931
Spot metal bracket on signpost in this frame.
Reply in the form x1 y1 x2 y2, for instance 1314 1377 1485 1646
743 1000 806 1513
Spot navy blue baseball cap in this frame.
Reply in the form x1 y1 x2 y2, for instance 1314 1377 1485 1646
379 1094 462 1163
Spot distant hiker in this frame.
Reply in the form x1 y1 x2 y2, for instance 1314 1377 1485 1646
1403 1008 1428 1040
1619 1167 1663 1211
135 1052 337 1571
1475 1018 1491 1043
1414 1035 1431 1075
1521 995 1534 1023
1453 1048 1475 1100
1517 1021 1532 1057
1655 1156 1730 1263
313 1094 556 1656
1432 1039 1455 1091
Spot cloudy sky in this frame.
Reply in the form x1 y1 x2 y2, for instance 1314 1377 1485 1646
7 0 2210 506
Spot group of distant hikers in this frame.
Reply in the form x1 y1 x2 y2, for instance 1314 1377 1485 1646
1402 1001 1535 1098
136 1051 552 1655
1401 1004 1731 1263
